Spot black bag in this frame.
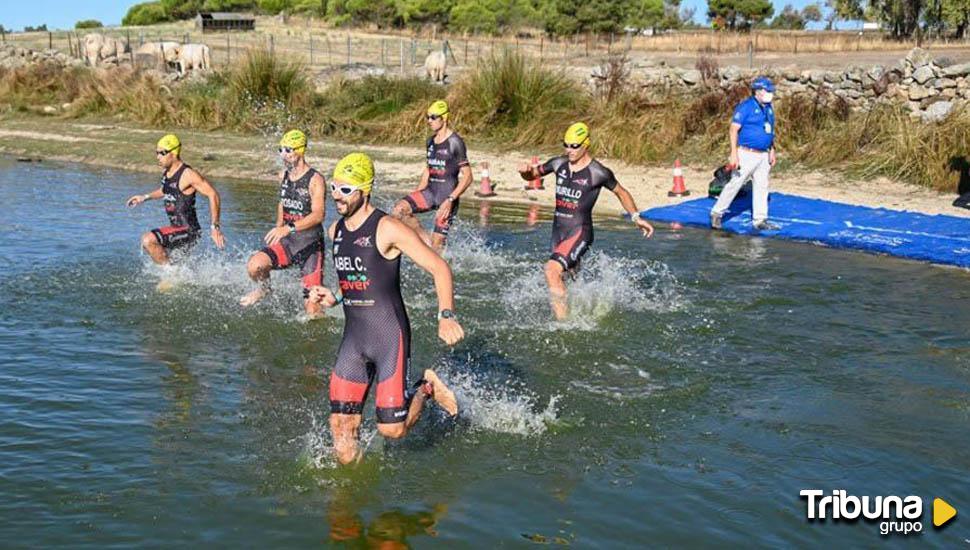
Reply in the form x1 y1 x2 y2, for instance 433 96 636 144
708 164 751 198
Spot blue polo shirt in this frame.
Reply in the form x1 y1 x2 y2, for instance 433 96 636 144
731 96 775 151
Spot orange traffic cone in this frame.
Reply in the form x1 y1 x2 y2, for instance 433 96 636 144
474 161 496 197
668 159 690 197
526 204 539 226
524 156 544 190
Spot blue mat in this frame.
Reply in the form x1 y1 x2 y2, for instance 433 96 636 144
640 193 970 268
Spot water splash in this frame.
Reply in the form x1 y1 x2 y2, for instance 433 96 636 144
444 368 559 436
499 251 683 332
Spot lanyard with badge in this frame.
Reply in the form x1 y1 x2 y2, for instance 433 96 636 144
761 104 773 135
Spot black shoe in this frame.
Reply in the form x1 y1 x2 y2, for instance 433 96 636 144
710 211 723 229
753 220 779 231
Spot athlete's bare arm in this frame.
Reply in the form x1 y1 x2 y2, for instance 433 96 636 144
452 165 473 198
416 166 430 191
126 187 163 207
377 216 464 346
308 222 341 308
611 183 654 238
184 169 226 248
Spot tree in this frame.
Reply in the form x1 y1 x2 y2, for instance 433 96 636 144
75 19 104 29
123 2 172 25
257 0 292 14
942 0 970 37
770 3 806 27
707 0 774 28
628 0 666 29
24 24 48 32
803 3 824 22
451 0 499 32
160 0 203 19
202 0 257 10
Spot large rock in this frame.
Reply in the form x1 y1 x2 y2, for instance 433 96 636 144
906 47 932 69
909 85 932 100
721 66 741 81
823 71 840 83
681 69 702 85
921 100 953 123
845 67 865 82
942 62 970 77
932 78 957 89
912 65 934 84
807 70 826 84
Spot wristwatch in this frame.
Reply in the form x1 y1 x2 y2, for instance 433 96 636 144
437 309 456 321
287 222 296 234
211 222 220 230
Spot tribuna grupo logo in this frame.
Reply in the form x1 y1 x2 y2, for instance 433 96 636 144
800 490 957 536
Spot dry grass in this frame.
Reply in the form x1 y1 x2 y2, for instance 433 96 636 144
2 49 968 191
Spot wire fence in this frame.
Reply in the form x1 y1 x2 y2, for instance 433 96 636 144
3 24 970 75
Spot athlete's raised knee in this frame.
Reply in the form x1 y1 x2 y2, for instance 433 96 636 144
247 253 270 277
141 232 159 250
377 422 407 439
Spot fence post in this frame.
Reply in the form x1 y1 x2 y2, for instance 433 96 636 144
608 32 613 54
464 40 468 65
585 33 589 57
381 38 385 66
400 38 404 74
310 34 314 65
748 40 753 68
270 34 274 56
1 29 5 44
227 31 231 65
346 34 351 64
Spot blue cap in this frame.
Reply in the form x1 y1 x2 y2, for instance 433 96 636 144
751 76 775 92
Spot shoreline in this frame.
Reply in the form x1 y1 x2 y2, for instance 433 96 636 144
1 114 967 220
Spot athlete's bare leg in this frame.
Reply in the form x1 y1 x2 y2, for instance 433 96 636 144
330 413 364 465
376 369 457 440
240 251 272 306
430 233 447 254
544 260 569 320
141 231 169 265
392 200 434 247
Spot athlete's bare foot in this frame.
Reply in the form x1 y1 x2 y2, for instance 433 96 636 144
423 369 458 416
156 279 175 293
239 287 269 307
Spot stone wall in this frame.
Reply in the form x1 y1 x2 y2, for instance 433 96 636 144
597 48 969 124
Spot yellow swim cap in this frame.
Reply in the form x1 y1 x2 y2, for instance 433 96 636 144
280 129 307 153
157 134 181 156
564 122 590 148
427 100 449 120
333 153 374 195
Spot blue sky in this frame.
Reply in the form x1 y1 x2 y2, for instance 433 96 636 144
0 0 858 32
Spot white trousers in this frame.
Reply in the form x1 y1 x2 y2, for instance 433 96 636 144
712 149 771 224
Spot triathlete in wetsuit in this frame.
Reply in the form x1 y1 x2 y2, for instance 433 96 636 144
126 134 225 264
308 152 464 466
391 100 473 252
240 130 326 317
517 122 654 320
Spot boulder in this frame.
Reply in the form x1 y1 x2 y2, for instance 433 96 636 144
921 100 953 123
941 62 970 78
909 85 932 100
912 65 934 84
681 69 702 85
